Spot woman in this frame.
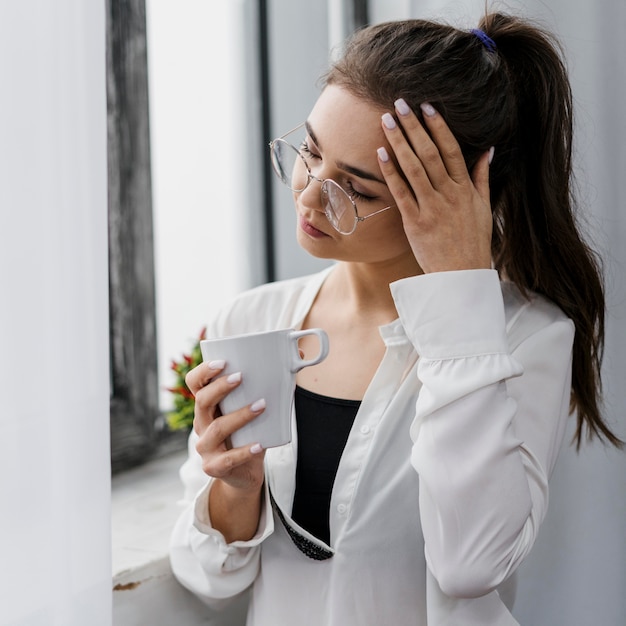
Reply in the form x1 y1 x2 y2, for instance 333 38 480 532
170 13 622 625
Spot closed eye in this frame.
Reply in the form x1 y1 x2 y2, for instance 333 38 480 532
300 137 378 202
299 140 320 161
345 180 377 203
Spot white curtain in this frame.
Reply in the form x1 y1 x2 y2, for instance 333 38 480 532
367 1 626 624
0 2 111 625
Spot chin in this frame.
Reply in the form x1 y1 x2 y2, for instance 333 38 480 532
296 230 337 260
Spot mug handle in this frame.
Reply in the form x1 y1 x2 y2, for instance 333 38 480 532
289 329 329 372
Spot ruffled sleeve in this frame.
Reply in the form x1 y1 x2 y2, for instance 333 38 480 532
391 269 574 599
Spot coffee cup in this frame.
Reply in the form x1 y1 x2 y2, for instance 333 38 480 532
200 328 329 449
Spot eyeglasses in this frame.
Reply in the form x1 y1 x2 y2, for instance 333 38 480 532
269 123 395 235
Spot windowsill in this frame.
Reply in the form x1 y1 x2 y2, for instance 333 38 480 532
111 448 250 625
111 448 187 577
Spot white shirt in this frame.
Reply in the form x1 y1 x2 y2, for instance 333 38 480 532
170 268 574 625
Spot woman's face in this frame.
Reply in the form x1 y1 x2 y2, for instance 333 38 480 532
293 85 414 265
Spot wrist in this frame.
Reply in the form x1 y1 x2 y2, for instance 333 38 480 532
209 479 264 543
214 478 263 503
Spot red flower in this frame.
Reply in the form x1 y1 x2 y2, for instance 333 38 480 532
166 385 194 400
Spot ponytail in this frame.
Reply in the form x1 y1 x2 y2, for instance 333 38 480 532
480 14 622 448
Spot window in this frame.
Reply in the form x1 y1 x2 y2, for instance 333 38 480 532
107 0 367 471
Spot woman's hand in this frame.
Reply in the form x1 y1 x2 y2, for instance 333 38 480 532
186 360 266 495
378 99 493 274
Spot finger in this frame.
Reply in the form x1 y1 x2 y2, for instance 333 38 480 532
186 359 226 395
192 370 242 433
199 442 265 480
391 99 450 190
471 148 494 205
418 102 470 184
380 113 437 205
196 398 266 453
376 145 421 215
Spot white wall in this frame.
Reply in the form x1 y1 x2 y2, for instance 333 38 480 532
0 2 111 625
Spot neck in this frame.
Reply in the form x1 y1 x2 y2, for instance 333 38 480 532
327 254 422 321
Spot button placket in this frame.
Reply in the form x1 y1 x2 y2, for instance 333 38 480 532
328 321 415 543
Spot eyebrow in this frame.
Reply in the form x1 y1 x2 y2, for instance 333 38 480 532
305 121 387 185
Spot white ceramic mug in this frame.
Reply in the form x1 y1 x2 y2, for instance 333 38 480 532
200 328 329 449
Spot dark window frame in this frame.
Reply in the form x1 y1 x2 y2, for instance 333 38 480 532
106 0 162 473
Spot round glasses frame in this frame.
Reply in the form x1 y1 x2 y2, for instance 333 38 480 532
269 122 395 235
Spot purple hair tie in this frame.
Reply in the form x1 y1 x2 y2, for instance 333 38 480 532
470 28 497 53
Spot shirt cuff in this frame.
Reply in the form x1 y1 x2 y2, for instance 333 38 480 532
390 269 509 359
193 477 274 549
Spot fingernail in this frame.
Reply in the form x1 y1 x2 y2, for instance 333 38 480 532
382 112 397 130
226 372 242 384
377 147 390 163
420 102 436 118
250 398 266 412
394 98 410 116
208 359 225 370
488 146 495 165
250 443 263 454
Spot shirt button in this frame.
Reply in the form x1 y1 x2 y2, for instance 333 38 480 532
360 425 371 435
337 503 347 515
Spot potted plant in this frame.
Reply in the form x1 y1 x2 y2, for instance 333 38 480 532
166 327 206 430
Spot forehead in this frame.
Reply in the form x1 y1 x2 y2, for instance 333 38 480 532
307 85 387 156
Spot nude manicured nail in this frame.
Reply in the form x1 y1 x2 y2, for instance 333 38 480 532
382 113 397 130
377 147 390 163
250 443 263 454
208 359 225 370
488 146 495 165
226 372 242 384
394 98 410 116
420 102 436 117
250 398 266 412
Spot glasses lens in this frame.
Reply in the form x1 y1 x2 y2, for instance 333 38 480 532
270 139 308 192
322 180 357 235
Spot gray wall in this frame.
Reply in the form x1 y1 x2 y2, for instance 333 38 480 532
268 0 335 281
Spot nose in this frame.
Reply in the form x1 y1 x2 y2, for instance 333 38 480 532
298 173 325 212
307 171 324 185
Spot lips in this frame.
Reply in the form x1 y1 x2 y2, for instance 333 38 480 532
299 215 329 238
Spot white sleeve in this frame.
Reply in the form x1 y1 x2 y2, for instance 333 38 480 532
169 432 274 608
391 269 574 599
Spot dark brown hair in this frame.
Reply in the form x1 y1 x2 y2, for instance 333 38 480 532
326 13 622 448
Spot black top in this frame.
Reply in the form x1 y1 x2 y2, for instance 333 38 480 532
291 385 361 545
